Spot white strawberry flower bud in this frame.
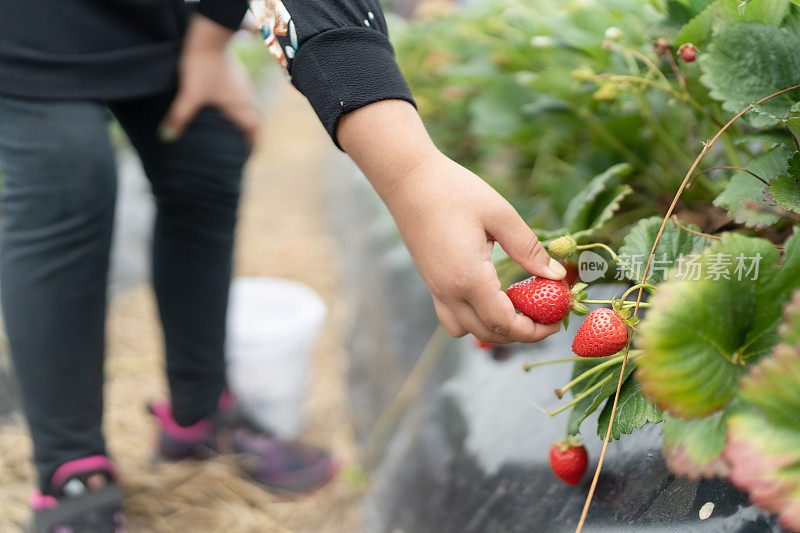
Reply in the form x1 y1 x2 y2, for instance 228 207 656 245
604 27 622 41
530 36 554 48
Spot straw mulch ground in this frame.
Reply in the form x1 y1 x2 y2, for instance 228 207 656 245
0 81 363 532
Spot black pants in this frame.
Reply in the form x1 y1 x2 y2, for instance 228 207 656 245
0 89 248 490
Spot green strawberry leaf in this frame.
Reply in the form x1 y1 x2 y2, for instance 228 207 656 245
662 411 731 480
731 0 789 25
617 217 708 284
576 184 633 237
733 131 795 148
780 290 800 346
714 144 792 228
700 22 800 129
726 410 800 532
725 292 800 531
748 229 800 348
675 1 731 48
764 151 800 214
637 231 800 418
564 163 633 235
738 291 800 429
766 175 800 214
749 102 788 122
567 358 634 436
596 375 663 441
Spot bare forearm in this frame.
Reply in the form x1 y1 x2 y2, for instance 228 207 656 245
184 13 236 53
337 99 440 208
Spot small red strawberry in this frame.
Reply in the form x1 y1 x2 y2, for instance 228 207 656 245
563 262 579 287
549 437 588 486
572 308 628 357
678 43 698 62
473 337 495 350
506 277 574 324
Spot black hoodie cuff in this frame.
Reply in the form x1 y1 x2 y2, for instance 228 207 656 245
289 27 416 149
197 0 249 30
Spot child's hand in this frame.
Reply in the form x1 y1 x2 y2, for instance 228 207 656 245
339 100 566 343
160 14 262 148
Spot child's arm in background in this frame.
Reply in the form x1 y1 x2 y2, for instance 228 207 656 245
338 99 565 343
160 6 262 149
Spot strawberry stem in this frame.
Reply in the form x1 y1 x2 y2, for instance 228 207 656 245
554 354 625 399
574 243 643 282
620 283 656 304
687 165 769 188
670 215 721 240
550 373 614 416
582 299 650 308
523 356 598 371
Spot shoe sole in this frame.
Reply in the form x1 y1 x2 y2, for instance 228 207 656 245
29 484 125 533
151 451 340 498
239 459 341 499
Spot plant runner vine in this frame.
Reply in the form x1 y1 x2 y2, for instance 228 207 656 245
576 83 800 533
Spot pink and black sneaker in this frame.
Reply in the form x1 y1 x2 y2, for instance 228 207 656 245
149 393 337 496
30 455 125 533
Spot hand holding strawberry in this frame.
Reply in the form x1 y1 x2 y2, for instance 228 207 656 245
506 277 589 325
338 100 567 345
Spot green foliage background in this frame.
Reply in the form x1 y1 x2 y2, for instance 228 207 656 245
394 0 800 238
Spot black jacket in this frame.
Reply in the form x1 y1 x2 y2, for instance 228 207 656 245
0 0 413 144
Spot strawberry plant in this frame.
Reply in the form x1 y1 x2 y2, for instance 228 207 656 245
397 0 800 530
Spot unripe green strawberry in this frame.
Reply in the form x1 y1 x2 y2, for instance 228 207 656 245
547 235 577 260
549 436 588 486
572 308 628 357
593 82 619 102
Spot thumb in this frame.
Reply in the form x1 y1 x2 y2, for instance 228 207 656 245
487 202 567 280
159 91 201 142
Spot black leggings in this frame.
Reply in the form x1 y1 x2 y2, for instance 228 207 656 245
0 89 248 490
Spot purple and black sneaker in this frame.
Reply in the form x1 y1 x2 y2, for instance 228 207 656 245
149 393 338 496
30 455 126 533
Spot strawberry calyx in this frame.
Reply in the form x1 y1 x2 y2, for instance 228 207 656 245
553 435 583 452
569 283 590 316
610 299 641 327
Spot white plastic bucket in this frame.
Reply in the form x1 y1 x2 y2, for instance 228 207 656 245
226 277 327 437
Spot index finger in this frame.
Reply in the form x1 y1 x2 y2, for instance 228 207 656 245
465 281 561 343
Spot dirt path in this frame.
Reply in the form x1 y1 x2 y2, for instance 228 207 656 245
0 79 363 532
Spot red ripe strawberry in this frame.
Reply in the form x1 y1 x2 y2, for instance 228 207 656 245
678 43 698 62
506 277 572 324
549 437 588 486
563 262 579 287
472 337 495 350
572 308 628 357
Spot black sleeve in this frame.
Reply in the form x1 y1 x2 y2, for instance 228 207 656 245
197 0 249 30
248 0 415 148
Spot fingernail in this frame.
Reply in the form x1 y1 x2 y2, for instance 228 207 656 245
549 258 567 278
158 126 178 143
